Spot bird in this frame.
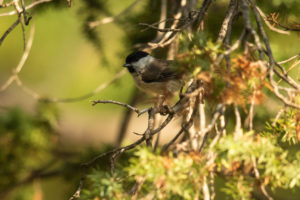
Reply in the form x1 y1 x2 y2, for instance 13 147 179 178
123 51 183 98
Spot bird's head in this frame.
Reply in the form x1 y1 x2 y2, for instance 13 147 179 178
123 51 153 73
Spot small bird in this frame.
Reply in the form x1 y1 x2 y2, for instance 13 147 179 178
123 51 183 97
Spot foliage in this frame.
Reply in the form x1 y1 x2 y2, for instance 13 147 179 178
215 132 300 190
80 147 207 200
80 128 300 200
264 108 300 145
0 103 57 193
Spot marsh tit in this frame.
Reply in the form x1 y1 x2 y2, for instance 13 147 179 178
123 51 183 97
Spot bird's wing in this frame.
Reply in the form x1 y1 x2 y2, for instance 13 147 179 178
141 60 176 83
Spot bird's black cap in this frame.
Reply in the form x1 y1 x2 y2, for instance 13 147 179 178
125 51 149 64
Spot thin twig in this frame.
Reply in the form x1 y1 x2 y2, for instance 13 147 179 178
0 0 52 17
91 99 149 116
272 106 285 126
234 104 242 139
161 116 193 153
277 59 300 85
266 12 300 32
255 6 290 35
116 89 140 147
248 91 255 131
0 24 35 92
0 16 20 46
139 23 182 32
21 0 32 25
49 69 127 103
278 54 300 65
89 0 143 28
248 0 300 109
251 156 274 200
199 105 224 152
69 175 86 200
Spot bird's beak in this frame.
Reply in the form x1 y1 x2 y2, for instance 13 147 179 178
123 64 130 67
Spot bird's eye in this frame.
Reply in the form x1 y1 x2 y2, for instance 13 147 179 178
127 66 136 73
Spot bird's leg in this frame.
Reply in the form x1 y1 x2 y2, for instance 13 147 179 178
179 86 184 99
156 95 171 115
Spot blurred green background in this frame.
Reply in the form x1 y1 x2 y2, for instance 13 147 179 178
0 0 139 145
1 0 300 199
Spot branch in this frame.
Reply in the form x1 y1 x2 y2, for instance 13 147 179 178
216 0 237 43
21 0 32 25
199 105 224 152
144 108 155 147
116 89 140 147
91 99 150 116
249 0 275 66
267 12 300 32
251 156 274 200
139 23 182 32
0 0 52 17
255 6 290 35
0 24 35 92
49 69 126 103
88 0 143 28
156 0 167 38
194 0 213 31
278 53 300 65
234 105 242 139
0 16 20 46
69 175 85 200
240 0 264 60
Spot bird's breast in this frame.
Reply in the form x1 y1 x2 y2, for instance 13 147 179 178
132 74 182 96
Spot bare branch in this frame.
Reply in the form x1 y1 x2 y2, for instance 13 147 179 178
278 54 300 65
248 91 256 131
266 12 300 32
161 107 195 152
91 99 149 116
194 0 213 31
203 176 210 200
156 0 167 38
145 108 155 147
240 0 264 60
249 0 275 66
255 6 290 35
216 0 237 43
116 89 140 147
21 0 32 25
89 0 143 28
49 69 126 103
251 156 274 200
272 106 286 126
0 16 20 46
0 0 52 17
15 76 40 99
0 24 35 92
69 175 85 200
139 23 182 32
234 105 242 139
209 171 216 200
